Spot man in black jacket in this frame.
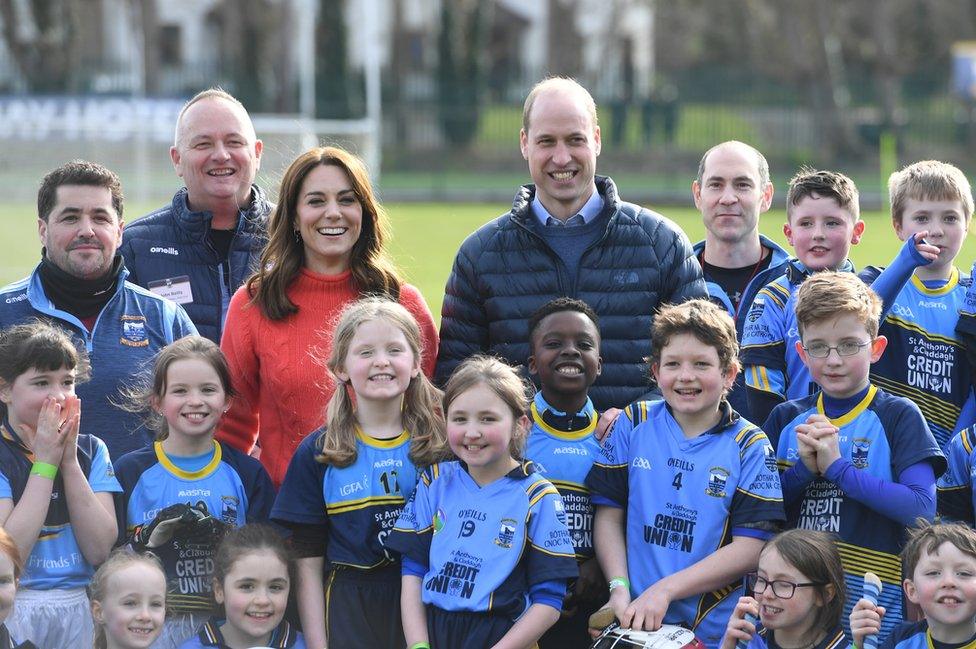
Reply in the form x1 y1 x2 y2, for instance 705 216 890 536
435 77 707 410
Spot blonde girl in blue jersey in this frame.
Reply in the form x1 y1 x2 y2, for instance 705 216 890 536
271 297 446 649
90 550 167 649
0 321 120 649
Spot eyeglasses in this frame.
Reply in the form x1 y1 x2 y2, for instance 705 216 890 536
801 340 872 358
747 573 824 599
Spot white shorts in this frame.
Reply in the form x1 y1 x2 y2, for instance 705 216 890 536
6 587 93 649
150 612 209 649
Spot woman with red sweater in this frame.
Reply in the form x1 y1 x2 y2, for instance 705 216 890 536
218 146 438 487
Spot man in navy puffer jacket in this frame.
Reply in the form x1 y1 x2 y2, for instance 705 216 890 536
435 78 706 411
120 88 270 343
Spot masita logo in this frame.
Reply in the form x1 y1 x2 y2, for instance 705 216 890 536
150 246 179 256
917 299 947 310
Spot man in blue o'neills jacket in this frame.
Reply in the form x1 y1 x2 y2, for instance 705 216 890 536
0 161 196 459
119 88 270 343
435 77 706 412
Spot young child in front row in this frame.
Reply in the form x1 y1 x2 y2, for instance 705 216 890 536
721 529 847 649
114 336 275 649
178 524 305 649
585 299 786 649
524 297 607 648
0 321 121 649
865 161 975 450
271 298 447 649
763 272 945 642
850 521 976 649
89 549 168 649
387 355 578 649
0 527 33 649
742 167 938 426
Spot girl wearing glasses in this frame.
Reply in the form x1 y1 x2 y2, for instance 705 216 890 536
721 530 847 649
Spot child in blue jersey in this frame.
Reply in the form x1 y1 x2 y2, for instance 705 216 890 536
586 299 785 649
866 161 975 449
764 272 945 643
720 529 847 649
938 425 976 522
850 521 976 649
90 550 168 649
0 321 121 649
114 336 275 649
0 528 34 649
742 168 938 426
388 355 578 649
178 525 305 649
525 297 606 648
271 297 447 649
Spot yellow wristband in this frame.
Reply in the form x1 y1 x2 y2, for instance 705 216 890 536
30 462 58 480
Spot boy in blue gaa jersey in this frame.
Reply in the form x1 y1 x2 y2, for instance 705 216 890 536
937 426 976 522
850 522 976 649
587 299 785 649
742 168 938 426
525 297 606 647
764 272 945 643
864 161 975 450
389 356 578 649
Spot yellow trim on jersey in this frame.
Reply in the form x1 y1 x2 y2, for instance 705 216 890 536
735 487 783 502
326 494 405 516
154 440 222 480
910 266 959 296
738 430 767 453
527 484 560 508
837 540 901 583
885 315 960 347
530 402 597 440
817 385 878 427
871 374 959 431
529 542 576 558
549 479 589 493
355 427 409 448
962 428 975 455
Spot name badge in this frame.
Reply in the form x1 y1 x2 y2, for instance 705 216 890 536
148 275 194 305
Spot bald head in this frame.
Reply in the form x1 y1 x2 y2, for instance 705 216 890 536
173 88 256 149
696 141 769 188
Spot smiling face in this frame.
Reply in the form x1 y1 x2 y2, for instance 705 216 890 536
894 198 968 279
170 97 262 212
0 366 76 436
796 313 886 399
784 193 864 271
755 548 825 642
520 88 601 221
153 357 228 449
528 310 601 413
294 164 364 275
39 185 123 280
214 549 290 648
693 143 773 247
92 563 166 649
652 333 736 435
905 542 976 642
335 318 420 407
447 383 527 486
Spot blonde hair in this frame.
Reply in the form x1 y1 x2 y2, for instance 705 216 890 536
888 160 974 224
89 550 166 649
442 355 531 459
648 299 740 375
316 297 446 468
795 272 881 338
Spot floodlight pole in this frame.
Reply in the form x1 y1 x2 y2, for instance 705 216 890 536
361 0 383 180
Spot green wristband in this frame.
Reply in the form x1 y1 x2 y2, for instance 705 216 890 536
410 644 431 649
30 461 58 480
608 576 630 591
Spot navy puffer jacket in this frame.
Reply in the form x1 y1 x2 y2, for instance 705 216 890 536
435 176 707 410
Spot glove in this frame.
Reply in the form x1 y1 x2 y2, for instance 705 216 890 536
180 501 230 545
130 503 199 549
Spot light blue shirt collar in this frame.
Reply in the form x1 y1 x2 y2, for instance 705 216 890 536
532 189 603 227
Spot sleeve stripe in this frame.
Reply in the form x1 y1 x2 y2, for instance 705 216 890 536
735 487 783 502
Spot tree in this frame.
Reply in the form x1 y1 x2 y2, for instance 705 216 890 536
437 0 490 148
0 0 82 91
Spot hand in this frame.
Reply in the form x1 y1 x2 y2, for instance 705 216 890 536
588 586 632 638
795 429 820 475
796 415 841 474
850 597 885 648
720 597 759 649
131 503 198 549
58 397 81 469
910 231 939 263
28 397 68 466
621 582 671 632
596 408 622 442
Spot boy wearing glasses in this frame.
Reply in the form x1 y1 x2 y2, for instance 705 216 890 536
763 272 945 642
587 300 785 648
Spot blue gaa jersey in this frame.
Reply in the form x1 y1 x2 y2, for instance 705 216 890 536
387 461 577 618
877 620 976 649
0 421 121 589
765 386 945 642
272 427 418 568
937 426 976 522
115 440 275 611
744 624 847 649
524 392 601 560
585 400 785 648
869 269 974 450
178 617 306 648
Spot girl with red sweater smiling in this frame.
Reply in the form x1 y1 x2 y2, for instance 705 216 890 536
217 146 438 487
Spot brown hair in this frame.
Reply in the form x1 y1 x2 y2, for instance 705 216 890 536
888 160 974 225
213 524 292 597
247 146 403 321
37 159 123 222
902 519 976 580
89 549 166 649
786 167 859 222
760 529 846 636
648 299 740 375
442 355 531 459
316 297 447 468
794 272 881 339
522 77 598 134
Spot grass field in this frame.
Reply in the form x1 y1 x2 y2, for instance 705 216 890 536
3 202 976 324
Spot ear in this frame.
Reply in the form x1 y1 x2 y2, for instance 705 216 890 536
0 380 12 406
783 222 794 246
759 182 774 213
527 354 538 376
38 217 47 246
515 414 530 437
821 583 836 605
650 362 660 384
692 181 703 211
91 600 104 624
795 340 809 365
892 218 907 242
254 139 264 165
410 355 421 379
170 145 183 175
520 128 529 161
595 355 603 378
334 366 349 384
724 364 739 389
212 578 225 605
150 394 162 414
851 219 866 244
593 124 602 157
903 577 919 605
869 335 888 362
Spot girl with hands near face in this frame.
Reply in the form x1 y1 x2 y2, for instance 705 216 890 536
0 322 121 649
